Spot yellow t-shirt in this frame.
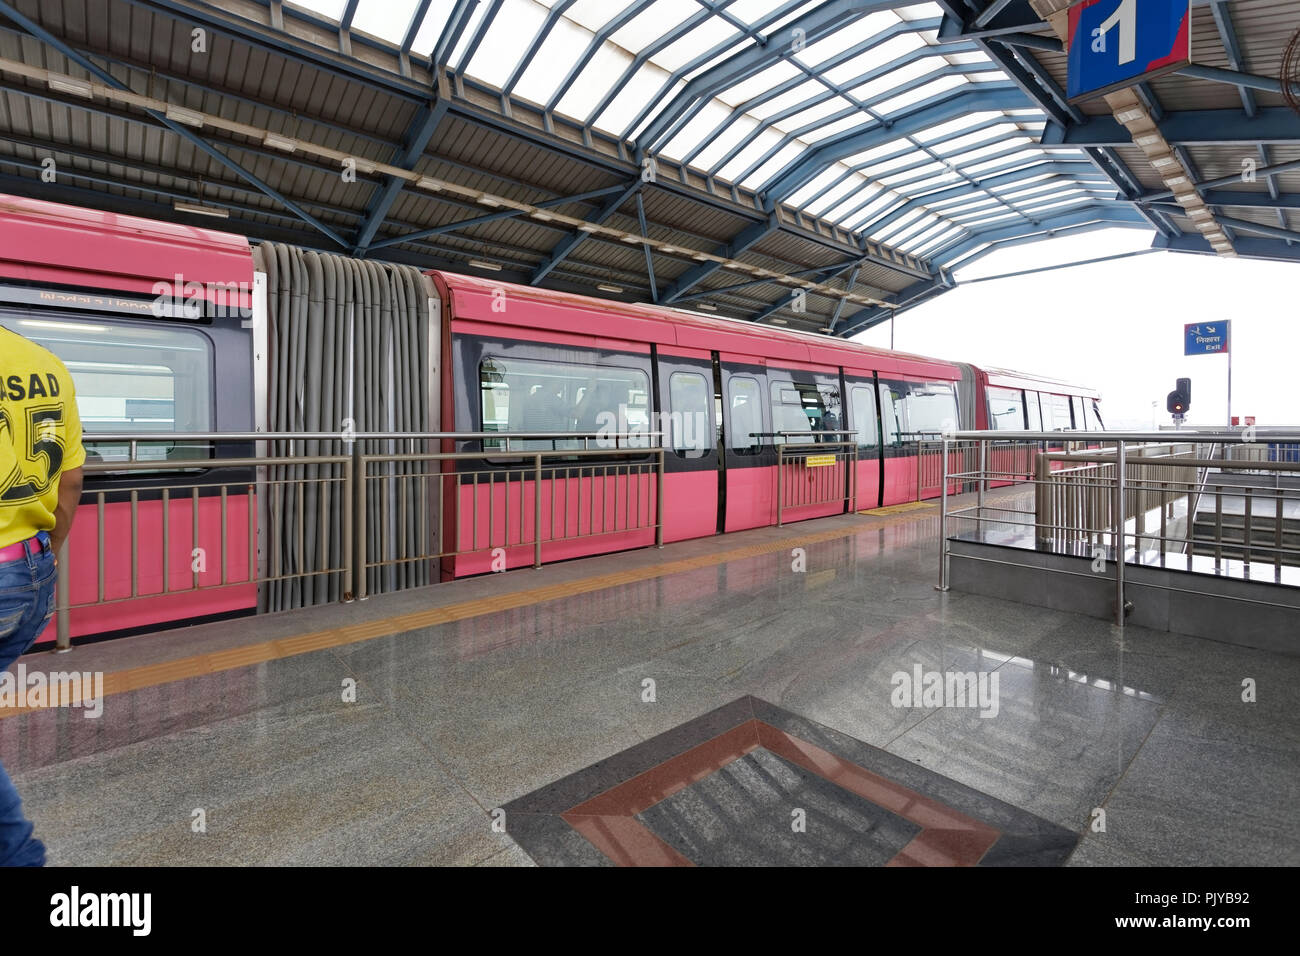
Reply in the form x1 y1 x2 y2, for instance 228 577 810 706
0 327 87 548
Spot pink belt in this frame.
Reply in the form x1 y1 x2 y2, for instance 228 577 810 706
0 533 51 564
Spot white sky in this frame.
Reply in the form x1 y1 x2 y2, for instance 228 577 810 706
852 229 1300 429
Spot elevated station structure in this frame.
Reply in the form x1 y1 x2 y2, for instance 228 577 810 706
0 0 1297 337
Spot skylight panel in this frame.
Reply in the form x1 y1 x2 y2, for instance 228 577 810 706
747 79 829 122
351 0 420 44
461 0 550 87
717 61 804 108
794 10 906 67
873 74 968 115
555 44 636 117
644 15 741 73
515 16 592 104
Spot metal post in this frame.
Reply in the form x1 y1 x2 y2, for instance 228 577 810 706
54 539 71 652
655 449 665 548
915 442 923 502
354 448 367 601
937 435 950 591
534 453 543 569
1114 440 1126 627
342 454 354 601
977 439 987 513
777 446 785 528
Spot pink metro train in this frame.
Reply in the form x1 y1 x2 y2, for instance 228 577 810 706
0 194 1102 644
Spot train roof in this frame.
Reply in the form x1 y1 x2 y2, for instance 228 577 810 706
980 365 1101 400
429 271 963 381
0 193 252 302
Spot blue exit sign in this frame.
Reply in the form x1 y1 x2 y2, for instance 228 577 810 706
1185 322 1229 355
1067 0 1192 102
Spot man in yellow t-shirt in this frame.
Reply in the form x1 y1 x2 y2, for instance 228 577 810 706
0 324 85 867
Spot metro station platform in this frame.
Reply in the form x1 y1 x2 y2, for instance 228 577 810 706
5 487 1297 867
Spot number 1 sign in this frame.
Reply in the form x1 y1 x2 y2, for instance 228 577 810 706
1067 0 1192 102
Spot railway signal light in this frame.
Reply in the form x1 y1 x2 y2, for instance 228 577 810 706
1166 377 1191 415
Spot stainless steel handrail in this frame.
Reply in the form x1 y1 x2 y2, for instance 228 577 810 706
937 431 1300 628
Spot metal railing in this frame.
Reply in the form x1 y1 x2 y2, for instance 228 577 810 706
771 431 857 526
53 430 663 650
937 429 1300 627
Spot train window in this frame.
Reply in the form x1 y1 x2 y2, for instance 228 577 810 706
1047 394 1071 431
768 381 842 444
903 382 958 440
667 371 710 459
878 382 905 446
727 376 763 454
0 314 214 464
988 386 1025 430
478 355 650 451
1025 392 1043 431
850 385 879 449
1092 400 1105 430
1072 395 1088 431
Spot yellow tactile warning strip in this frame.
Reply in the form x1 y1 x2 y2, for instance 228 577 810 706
859 501 937 516
2 507 941 717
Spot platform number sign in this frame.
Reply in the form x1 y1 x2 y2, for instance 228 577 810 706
1067 0 1191 102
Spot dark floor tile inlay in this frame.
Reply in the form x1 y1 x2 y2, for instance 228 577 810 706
504 696 1080 867
638 748 921 867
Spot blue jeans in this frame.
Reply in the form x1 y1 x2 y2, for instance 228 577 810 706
0 542 56 867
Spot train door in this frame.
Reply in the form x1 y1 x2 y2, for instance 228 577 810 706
846 374 883 509
718 355 772 532
878 376 961 504
766 365 850 524
656 348 719 542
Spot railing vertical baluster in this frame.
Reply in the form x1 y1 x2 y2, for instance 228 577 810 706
534 453 543 569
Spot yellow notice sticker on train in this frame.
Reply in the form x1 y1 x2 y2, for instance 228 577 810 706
804 454 837 467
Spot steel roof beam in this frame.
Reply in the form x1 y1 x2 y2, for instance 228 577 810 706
860 160 1103 235
746 259 858 325
634 190 659 303
635 0 896 154
529 180 642 284
938 219 1148 272
681 20 956 170
0 0 351 248
724 62 997 185
352 82 451 255
1148 190 1300 212
365 184 629 251
1045 107 1300 147
930 203 1148 265
836 274 953 337
659 212 779 303
670 261 859 304
1208 1 1257 116
763 84 1029 201
800 117 1021 212
1152 232 1300 263
1212 216 1300 243
617 0 806 140
827 262 862 332
586 0 740 130
700 40 977 175
547 0 656 112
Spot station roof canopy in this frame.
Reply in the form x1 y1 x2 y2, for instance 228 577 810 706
0 0 1297 336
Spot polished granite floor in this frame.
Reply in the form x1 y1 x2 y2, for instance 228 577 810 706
4 501 1298 866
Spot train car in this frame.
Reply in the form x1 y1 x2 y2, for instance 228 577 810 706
0 193 1103 644
0 195 260 644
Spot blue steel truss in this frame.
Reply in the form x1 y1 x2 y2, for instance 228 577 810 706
3 0 1295 334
